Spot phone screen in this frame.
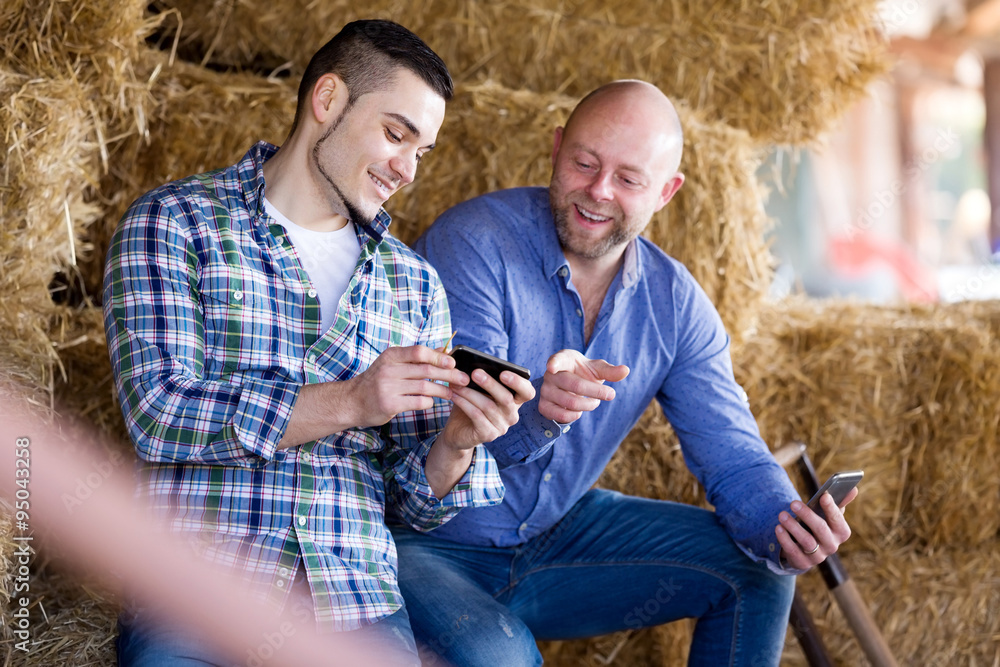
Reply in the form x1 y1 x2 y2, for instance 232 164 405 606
804 470 864 522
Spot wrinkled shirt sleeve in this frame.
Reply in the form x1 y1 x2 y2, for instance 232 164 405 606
380 280 505 531
413 219 563 469
103 195 298 466
656 277 800 573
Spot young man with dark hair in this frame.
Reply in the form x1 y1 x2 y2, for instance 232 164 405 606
395 80 857 667
104 19 533 666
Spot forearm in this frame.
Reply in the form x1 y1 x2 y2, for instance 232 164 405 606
276 380 362 450
423 436 475 499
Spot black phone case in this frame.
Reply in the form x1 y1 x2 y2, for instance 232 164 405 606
450 345 531 394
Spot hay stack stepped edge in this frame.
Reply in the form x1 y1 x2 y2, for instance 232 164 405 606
4 1 996 666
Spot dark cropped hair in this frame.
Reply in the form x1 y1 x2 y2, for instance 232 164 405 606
291 19 453 131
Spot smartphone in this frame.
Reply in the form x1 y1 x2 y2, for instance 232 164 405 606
804 470 864 522
450 345 531 395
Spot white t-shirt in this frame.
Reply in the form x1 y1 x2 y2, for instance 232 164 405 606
264 198 361 333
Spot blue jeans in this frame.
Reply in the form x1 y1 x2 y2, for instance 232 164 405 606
115 604 420 666
392 489 795 667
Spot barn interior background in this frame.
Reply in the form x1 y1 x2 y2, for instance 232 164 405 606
1 0 998 664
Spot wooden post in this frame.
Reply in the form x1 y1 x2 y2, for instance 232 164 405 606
984 57 1000 256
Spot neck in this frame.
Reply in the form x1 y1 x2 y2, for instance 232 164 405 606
261 135 350 232
566 248 625 344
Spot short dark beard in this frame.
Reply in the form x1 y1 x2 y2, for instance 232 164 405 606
550 196 629 260
311 102 376 227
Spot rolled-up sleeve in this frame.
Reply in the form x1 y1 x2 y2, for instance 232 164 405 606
104 195 298 465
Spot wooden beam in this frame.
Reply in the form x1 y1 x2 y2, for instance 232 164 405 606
985 57 1000 255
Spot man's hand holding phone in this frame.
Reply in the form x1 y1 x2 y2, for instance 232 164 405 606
538 349 630 424
425 344 535 499
775 471 862 569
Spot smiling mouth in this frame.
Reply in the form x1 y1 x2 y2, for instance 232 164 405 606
369 171 394 198
575 204 612 223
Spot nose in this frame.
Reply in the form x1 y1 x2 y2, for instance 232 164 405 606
586 171 614 202
390 151 418 186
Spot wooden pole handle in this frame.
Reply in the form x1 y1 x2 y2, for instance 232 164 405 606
831 579 899 667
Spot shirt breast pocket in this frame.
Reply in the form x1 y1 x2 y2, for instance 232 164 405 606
199 269 278 377
346 302 424 375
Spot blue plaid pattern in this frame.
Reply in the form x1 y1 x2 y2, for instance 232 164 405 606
103 142 504 630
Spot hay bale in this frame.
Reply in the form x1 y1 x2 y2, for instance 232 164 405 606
0 500 14 622
49 306 128 446
81 75 771 342
77 49 297 300
0 68 104 388
581 298 999 665
736 298 1000 550
0 561 119 665
392 81 772 341
791 543 1000 666
155 0 889 145
540 621 693 667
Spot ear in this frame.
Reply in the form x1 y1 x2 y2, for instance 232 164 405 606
310 73 348 124
551 126 565 167
654 173 685 212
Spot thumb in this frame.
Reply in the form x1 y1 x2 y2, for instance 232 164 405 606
546 349 585 375
588 359 630 383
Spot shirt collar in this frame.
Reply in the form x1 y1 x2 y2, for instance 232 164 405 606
239 140 391 244
621 238 640 289
239 141 276 220
538 191 569 280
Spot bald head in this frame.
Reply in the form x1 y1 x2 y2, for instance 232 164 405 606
548 80 686 264
563 80 684 175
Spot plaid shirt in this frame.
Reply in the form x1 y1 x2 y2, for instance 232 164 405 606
103 142 504 631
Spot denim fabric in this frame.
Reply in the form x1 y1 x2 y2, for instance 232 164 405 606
394 489 795 667
115 605 420 667
413 187 801 572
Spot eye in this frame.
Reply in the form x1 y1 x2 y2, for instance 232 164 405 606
575 160 595 171
385 128 402 143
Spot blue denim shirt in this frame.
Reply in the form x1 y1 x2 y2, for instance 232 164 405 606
413 187 800 572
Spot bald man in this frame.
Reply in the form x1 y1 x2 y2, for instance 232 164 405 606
391 81 856 666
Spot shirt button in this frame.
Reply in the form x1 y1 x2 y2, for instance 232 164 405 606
576 308 583 317
558 267 568 277
307 288 318 298
769 542 776 552
276 579 285 588
276 236 285 245
279 568 289 577
308 354 317 364
297 516 307 527
233 290 243 301
519 522 528 532
543 429 554 438
543 473 552 482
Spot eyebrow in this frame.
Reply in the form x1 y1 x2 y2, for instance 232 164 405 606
384 112 436 150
